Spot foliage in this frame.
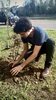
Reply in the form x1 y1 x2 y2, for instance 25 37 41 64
14 0 56 16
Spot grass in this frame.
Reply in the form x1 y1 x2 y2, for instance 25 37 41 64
0 26 56 100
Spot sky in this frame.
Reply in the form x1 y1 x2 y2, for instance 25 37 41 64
0 0 25 7
10 0 25 7
0 0 48 8
13 0 46 7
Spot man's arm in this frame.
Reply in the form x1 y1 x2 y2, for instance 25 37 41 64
21 45 41 68
10 45 42 76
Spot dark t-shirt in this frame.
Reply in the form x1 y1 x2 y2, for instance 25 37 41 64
21 27 48 46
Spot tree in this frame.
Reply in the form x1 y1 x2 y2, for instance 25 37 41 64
0 0 5 12
30 0 36 15
6 0 11 39
48 0 54 14
23 0 37 16
54 0 56 14
39 0 45 14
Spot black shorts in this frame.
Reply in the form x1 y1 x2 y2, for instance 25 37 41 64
24 38 55 68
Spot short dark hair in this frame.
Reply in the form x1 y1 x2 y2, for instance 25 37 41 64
13 17 32 34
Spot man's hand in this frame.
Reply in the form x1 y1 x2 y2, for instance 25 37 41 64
9 60 19 68
8 60 14 66
12 60 19 68
10 65 23 76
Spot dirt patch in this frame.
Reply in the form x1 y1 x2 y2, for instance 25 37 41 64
0 47 56 100
0 58 44 83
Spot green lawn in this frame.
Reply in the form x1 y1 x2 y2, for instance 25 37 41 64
0 26 56 100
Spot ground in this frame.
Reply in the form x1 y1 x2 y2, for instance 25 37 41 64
0 25 56 100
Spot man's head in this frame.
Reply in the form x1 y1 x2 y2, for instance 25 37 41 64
13 17 32 35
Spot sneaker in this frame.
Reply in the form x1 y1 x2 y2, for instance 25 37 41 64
39 68 50 81
41 68 50 77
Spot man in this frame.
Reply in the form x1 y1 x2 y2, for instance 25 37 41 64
10 17 55 79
